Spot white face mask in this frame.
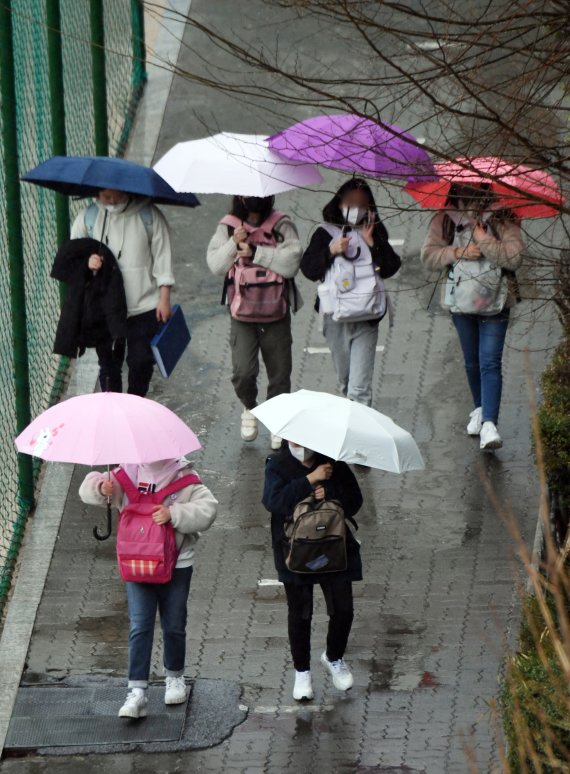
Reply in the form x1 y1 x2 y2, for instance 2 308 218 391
103 200 129 214
341 205 368 225
288 443 312 463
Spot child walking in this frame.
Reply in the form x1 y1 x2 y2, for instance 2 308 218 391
263 441 363 700
207 195 302 448
79 457 217 718
71 188 175 396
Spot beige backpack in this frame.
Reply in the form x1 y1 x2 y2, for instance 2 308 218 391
284 496 347 574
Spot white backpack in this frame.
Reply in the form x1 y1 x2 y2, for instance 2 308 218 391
443 215 508 315
445 260 507 315
317 224 387 323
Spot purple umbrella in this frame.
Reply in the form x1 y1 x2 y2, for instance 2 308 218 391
269 114 436 182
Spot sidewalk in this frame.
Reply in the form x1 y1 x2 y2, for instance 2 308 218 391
0 2 561 772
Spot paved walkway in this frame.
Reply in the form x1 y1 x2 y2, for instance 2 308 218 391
0 2 561 772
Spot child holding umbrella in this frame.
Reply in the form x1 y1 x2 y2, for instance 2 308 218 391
71 188 175 397
301 178 401 407
262 439 363 701
79 456 218 718
420 183 524 449
207 195 303 448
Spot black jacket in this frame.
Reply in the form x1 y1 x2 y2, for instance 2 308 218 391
301 224 401 282
262 447 363 585
51 238 127 358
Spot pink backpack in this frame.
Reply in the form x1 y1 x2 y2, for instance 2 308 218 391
113 468 202 584
220 212 289 323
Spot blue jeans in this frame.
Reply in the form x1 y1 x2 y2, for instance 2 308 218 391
451 311 510 424
126 566 193 688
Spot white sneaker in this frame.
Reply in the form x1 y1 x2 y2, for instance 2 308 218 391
270 434 282 450
240 409 258 442
321 651 353 691
480 421 502 450
467 407 482 436
165 675 188 705
118 689 148 718
292 670 314 701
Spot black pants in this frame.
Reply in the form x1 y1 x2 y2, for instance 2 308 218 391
283 578 354 672
96 310 160 397
230 313 292 410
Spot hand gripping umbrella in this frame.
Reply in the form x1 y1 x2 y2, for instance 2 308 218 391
15 392 202 540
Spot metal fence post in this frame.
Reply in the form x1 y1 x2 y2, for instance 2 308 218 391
131 0 147 86
0 0 34 508
46 0 70 306
115 0 147 156
90 0 109 156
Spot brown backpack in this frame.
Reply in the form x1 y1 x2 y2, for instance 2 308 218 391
284 496 347 574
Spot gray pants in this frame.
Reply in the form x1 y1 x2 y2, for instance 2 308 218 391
322 315 379 406
230 313 292 409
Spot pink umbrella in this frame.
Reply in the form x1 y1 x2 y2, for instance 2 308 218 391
403 157 564 218
15 392 201 465
15 392 201 540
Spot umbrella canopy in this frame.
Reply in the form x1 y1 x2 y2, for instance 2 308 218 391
403 157 564 218
268 114 436 182
14 392 201 465
251 390 425 473
22 156 200 207
153 132 323 195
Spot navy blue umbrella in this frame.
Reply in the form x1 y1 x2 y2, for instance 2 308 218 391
22 156 200 207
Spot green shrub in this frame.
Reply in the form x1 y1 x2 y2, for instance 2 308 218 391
501 595 570 772
538 339 570 506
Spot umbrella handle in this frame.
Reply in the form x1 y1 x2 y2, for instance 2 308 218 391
340 224 361 261
340 246 361 261
93 500 112 541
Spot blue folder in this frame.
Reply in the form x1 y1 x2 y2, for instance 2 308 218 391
151 304 191 378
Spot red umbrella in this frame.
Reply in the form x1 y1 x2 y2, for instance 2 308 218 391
404 157 564 218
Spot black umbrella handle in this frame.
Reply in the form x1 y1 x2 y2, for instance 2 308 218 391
93 500 112 541
340 226 361 261
341 246 361 261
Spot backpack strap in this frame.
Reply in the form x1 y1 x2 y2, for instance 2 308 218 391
220 212 287 247
442 213 456 246
84 202 153 245
346 514 359 531
112 467 141 503
138 204 154 246
84 202 99 239
485 217 521 302
152 472 203 503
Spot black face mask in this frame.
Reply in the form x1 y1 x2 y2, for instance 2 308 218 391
242 196 271 213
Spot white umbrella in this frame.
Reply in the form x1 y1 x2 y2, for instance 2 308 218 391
251 390 425 473
153 132 323 195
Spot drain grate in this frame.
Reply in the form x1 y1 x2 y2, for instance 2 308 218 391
4 677 246 755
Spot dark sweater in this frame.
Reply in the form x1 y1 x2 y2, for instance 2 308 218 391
262 447 363 585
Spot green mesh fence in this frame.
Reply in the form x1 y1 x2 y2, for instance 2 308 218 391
0 0 146 619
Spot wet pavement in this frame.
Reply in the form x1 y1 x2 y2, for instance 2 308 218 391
0 1 563 772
